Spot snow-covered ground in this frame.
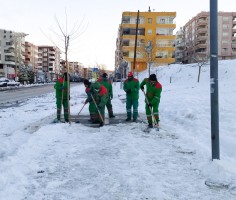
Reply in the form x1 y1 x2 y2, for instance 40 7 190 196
0 60 236 199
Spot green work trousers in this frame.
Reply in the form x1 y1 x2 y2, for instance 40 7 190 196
126 99 139 120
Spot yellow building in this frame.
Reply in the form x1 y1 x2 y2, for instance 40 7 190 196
115 9 176 72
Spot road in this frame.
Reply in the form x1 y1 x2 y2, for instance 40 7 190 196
0 83 79 105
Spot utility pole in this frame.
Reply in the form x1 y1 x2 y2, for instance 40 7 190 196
210 0 220 160
133 10 139 72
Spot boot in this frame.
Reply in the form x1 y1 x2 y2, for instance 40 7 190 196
148 124 153 128
125 118 131 122
99 122 104 127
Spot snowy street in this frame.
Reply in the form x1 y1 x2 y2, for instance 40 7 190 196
1 61 236 199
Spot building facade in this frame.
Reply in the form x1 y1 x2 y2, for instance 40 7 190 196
0 29 27 79
38 46 61 82
182 11 236 64
24 41 38 72
115 8 176 75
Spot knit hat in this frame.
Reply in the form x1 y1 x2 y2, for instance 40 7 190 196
102 73 108 78
83 79 90 85
128 72 133 77
149 74 157 81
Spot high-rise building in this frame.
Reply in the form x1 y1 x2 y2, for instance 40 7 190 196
38 46 61 82
0 29 27 79
182 11 236 64
24 41 38 72
115 8 176 74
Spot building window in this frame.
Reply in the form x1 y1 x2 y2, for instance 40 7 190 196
222 32 229 36
148 29 152 35
223 16 229 21
160 18 165 24
148 18 152 24
43 53 47 56
43 58 47 61
43 48 48 52
223 24 230 29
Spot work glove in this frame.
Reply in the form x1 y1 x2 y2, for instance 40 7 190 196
110 94 113 100
126 89 131 94
140 86 144 91
85 99 89 104
147 103 152 107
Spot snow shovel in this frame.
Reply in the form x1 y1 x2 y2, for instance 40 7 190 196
142 90 159 130
76 101 87 123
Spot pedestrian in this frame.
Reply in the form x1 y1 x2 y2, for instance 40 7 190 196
53 72 70 123
123 71 140 122
140 74 162 128
97 73 115 118
90 81 108 127
84 79 96 122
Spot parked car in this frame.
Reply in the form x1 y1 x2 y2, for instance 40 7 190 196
7 79 20 86
0 77 8 87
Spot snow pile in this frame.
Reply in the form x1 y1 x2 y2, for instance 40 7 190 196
0 60 236 199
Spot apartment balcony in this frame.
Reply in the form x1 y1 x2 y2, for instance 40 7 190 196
197 35 207 41
4 61 15 65
4 51 15 56
232 43 236 48
196 28 207 34
49 55 55 59
196 43 207 48
196 51 207 56
232 29 236 33
156 57 175 64
197 20 207 26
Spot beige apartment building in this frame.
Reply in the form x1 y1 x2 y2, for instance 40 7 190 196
0 29 27 79
24 41 38 72
115 8 176 75
37 46 61 82
181 11 236 64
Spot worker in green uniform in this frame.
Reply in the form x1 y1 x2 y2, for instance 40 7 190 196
97 73 115 118
140 74 162 128
84 79 96 122
123 71 140 122
89 81 108 127
54 72 70 123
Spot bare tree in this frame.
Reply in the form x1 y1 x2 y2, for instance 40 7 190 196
46 10 87 123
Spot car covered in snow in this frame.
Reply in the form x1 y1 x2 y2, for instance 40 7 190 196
0 77 21 87
7 79 21 86
0 77 8 87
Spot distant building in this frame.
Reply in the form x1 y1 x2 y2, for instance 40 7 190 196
24 41 38 72
175 28 184 63
38 46 61 82
180 11 236 64
0 29 27 79
115 8 176 74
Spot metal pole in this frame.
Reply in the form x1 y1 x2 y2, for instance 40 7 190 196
210 0 220 160
133 10 139 72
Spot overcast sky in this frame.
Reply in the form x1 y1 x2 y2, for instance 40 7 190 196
0 0 234 69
